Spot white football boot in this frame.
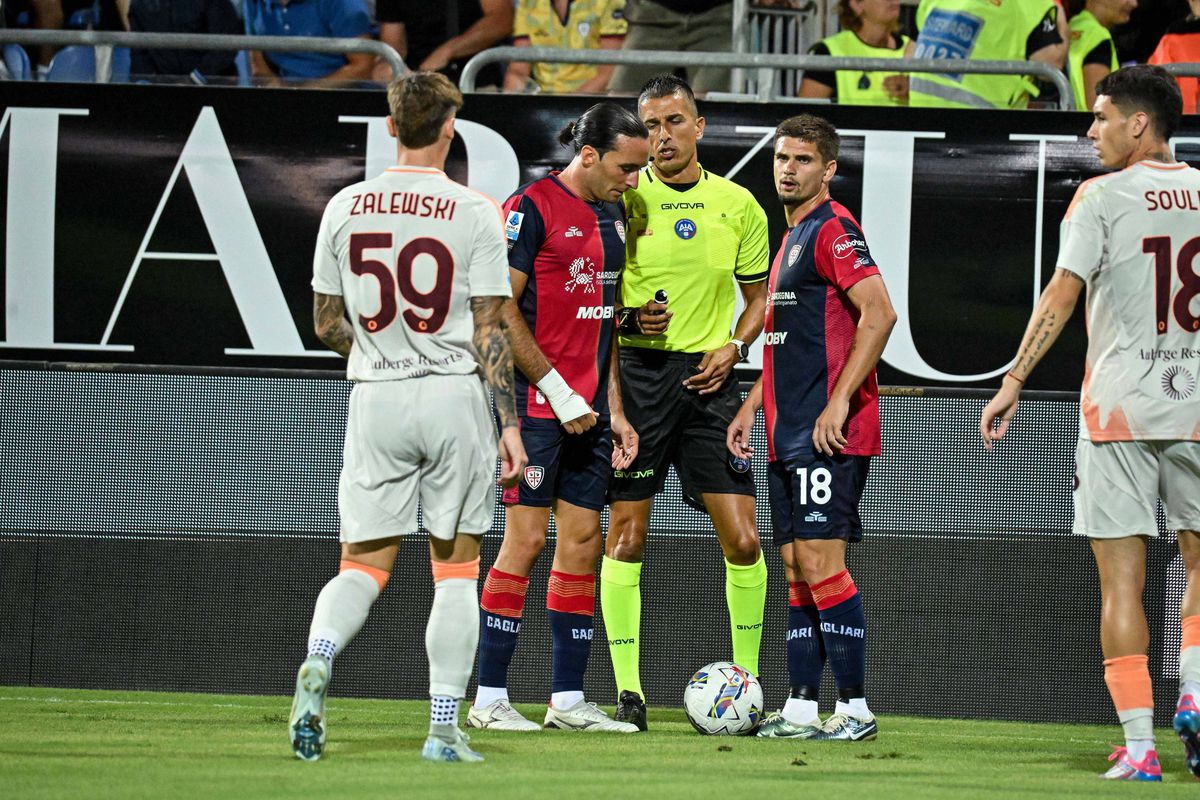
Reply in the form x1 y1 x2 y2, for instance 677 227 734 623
543 700 640 732
466 699 542 731
813 712 879 741
421 727 485 762
289 655 330 761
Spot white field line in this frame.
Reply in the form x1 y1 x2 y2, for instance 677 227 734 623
0 695 284 710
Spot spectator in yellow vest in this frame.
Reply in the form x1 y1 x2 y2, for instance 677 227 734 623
800 0 914 105
504 0 627 93
910 0 1067 109
1068 0 1137 110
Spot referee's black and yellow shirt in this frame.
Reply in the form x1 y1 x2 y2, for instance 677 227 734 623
619 165 770 354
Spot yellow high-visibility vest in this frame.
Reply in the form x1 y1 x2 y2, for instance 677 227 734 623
817 29 912 106
910 0 1058 109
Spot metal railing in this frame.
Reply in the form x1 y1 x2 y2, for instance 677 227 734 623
4 27 1191 102
0 29 408 81
1163 63 1200 79
460 46 1076 109
744 3 818 97
732 0 750 92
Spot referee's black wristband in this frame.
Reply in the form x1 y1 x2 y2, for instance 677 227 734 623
617 306 641 335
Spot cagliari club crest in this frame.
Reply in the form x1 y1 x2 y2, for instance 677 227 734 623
524 466 545 489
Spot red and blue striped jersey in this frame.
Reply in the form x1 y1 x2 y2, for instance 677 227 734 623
763 198 882 462
503 172 625 418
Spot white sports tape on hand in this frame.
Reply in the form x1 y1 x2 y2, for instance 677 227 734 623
535 368 593 424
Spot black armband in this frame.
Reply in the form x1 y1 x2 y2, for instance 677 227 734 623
617 306 641 335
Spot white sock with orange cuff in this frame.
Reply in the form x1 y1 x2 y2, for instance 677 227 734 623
427 557 481 733
307 560 388 661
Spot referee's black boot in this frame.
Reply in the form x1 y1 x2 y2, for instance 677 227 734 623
615 690 648 732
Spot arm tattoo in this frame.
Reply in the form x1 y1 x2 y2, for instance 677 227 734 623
471 296 518 428
313 293 353 358
1016 310 1057 376
1009 268 1082 381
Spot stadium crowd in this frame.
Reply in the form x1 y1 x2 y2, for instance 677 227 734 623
1 0 1196 108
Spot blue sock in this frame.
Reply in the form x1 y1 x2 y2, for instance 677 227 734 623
477 567 527 692
787 581 825 697
812 570 866 698
548 570 595 694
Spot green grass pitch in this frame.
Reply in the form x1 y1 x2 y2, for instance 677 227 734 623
2 686 1198 798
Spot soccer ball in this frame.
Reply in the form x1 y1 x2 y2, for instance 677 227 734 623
683 661 763 735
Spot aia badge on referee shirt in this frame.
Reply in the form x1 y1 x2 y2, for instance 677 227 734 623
675 219 697 239
524 466 544 489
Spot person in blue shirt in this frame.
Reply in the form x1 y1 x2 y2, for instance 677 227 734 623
246 0 373 85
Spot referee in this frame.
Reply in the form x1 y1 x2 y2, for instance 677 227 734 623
602 74 770 731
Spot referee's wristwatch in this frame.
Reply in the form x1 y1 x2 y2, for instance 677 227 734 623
728 338 749 361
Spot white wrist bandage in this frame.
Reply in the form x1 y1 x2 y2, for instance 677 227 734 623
536 368 593 424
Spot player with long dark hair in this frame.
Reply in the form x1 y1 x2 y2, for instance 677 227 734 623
469 102 649 733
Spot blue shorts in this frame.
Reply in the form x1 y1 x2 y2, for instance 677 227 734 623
502 416 612 511
768 453 871 545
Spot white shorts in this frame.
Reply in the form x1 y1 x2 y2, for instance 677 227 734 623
339 374 497 543
1073 439 1200 538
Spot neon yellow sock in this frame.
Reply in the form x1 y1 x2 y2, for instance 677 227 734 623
726 554 767 676
600 555 643 699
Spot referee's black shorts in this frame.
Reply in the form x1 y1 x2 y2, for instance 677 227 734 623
609 346 754 507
